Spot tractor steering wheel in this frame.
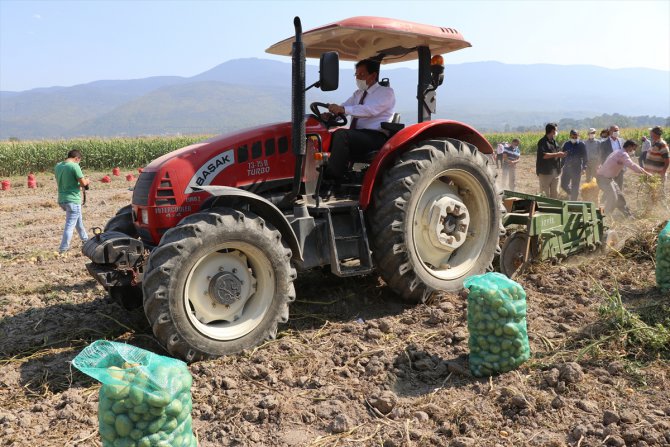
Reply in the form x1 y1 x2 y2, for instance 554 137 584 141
310 102 348 128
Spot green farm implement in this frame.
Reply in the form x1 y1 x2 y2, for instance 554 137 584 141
499 191 606 277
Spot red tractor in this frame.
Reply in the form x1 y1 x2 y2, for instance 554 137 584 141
84 16 504 362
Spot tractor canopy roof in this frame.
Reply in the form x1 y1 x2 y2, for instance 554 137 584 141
265 16 471 64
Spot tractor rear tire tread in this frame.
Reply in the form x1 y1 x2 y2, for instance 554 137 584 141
369 138 502 303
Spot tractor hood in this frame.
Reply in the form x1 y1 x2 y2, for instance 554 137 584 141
266 16 471 64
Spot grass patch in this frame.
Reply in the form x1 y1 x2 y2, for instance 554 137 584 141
586 282 670 360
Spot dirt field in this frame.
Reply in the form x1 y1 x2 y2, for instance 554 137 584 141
1 156 669 447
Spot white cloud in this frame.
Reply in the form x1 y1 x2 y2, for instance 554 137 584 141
33 14 42 20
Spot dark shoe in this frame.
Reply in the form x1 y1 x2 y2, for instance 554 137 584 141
319 181 341 200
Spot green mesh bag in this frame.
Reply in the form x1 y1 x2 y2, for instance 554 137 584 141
657 221 670 292
72 340 197 447
464 272 531 377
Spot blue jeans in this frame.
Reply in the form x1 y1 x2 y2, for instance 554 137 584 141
59 203 88 252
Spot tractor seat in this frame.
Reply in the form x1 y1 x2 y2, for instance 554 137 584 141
366 113 404 163
383 112 404 136
381 121 404 135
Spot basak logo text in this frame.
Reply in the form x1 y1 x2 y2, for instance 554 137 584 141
185 149 235 193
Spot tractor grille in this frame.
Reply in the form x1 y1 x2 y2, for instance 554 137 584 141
155 172 176 206
132 172 156 206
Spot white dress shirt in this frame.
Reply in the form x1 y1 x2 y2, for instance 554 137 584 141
610 136 623 152
342 82 395 132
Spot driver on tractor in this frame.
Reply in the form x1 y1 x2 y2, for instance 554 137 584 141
323 59 396 186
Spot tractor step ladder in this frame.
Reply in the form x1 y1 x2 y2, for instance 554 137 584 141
326 206 374 277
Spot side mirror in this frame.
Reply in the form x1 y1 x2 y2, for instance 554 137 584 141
319 52 339 91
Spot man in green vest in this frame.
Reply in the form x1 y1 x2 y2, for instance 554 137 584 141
55 149 90 254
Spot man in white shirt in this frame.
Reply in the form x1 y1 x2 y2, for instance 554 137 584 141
599 124 626 190
324 59 396 183
496 143 506 169
584 128 600 181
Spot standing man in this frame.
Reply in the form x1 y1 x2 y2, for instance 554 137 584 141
496 142 505 169
502 138 521 190
55 149 89 254
639 129 652 167
584 128 600 181
644 126 669 192
536 123 566 198
599 124 625 190
324 59 395 185
560 129 588 200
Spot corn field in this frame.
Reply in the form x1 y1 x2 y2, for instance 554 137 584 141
0 136 208 177
0 129 652 177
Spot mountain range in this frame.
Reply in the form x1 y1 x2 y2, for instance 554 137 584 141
1 58 668 139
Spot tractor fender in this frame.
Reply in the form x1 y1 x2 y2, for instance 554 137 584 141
193 185 303 262
360 120 494 209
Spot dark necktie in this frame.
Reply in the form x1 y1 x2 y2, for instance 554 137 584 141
349 89 368 130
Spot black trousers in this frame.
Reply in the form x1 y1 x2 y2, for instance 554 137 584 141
325 129 388 181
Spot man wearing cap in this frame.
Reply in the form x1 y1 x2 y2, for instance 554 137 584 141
599 124 625 191
584 128 600 181
644 126 669 191
560 129 588 200
536 123 566 198
502 138 521 190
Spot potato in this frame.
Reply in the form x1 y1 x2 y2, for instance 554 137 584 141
165 399 183 417
162 417 178 432
112 400 128 414
112 438 135 447
130 429 143 441
147 390 171 408
101 410 116 425
147 415 167 434
104 384 130 400
114 414 133 437
99 423 117 442
128 387 144 406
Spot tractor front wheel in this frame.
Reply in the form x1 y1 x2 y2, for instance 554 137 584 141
104 205 138 238
369 138 503 302
142 207 296 362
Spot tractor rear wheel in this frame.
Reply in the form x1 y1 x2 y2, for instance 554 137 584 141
369 138 503 303
142 207 296 362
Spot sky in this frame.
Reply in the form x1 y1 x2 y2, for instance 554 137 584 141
1 0 669 92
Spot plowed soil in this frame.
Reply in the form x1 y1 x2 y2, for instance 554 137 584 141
1 156 669 447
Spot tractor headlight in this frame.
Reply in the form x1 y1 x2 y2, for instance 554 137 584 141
141 208 149 225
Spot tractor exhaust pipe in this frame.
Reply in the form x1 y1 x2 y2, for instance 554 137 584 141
290 16 306 200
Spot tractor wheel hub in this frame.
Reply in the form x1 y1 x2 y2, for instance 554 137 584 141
209 271 244 306
426 196 470 251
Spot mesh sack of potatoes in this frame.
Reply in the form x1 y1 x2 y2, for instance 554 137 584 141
73 340 197 447
656 221 670 291
464 272 531 377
